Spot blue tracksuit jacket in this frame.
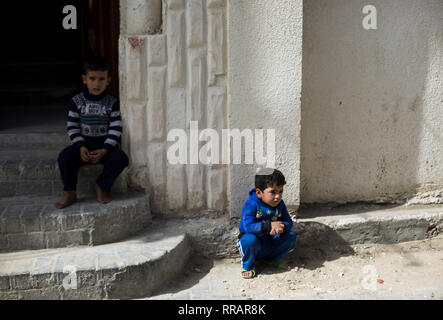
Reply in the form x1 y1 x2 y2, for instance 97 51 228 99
239 188 293 237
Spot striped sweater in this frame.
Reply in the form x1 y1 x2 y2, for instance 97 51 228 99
67 88 122 151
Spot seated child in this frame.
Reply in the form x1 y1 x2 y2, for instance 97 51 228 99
237 168 297 279
55 56 129 209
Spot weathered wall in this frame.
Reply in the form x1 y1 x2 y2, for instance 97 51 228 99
228 0 304 217
119 0 441 217
119 0 227 216
301 0 443 204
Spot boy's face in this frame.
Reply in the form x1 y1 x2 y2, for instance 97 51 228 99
82 70 111 96
256 185 284 207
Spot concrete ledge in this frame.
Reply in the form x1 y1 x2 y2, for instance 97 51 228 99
0 133 69 150
151 204 443 260
0 150 127 197
1 204 441 299
0 229 191 299
0 193 151 252
295 204 443 246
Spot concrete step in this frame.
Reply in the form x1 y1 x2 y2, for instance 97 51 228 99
0 193 151 252
294 203 443 246
146 204 443 261
0 61 80 87
0 86 79 106
0 133 69 150
0 227 192 299
0 84 79 93
1 104 66 134
0 150 128 197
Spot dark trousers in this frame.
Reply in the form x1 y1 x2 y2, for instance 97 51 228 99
57 143 129 193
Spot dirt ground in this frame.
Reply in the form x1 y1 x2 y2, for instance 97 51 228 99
149 235 443 300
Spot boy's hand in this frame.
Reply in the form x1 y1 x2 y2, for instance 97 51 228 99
89 149 108 164
270 221 285 236
80 146 90 163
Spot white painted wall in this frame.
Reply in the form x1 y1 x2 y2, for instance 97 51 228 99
301 0 443 204
119 0 442 217
228 0 303 216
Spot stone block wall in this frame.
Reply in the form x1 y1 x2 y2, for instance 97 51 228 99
119 0 227 216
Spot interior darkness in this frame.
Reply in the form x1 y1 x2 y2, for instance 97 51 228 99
0 1 83 62
0 0 119 133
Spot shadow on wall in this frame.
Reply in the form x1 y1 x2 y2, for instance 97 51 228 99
300 0 442 204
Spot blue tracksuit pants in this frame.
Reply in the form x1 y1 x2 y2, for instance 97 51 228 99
237 231 297 271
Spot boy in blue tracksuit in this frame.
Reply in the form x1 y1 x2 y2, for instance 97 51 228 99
237 168 297 279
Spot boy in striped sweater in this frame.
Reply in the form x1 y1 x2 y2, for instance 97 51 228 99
55 57 129 209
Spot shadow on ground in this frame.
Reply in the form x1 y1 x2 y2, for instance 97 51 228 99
150 222 356 296
259 222 356 273
150 254 216 297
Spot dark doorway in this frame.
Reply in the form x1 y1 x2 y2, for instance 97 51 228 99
82 0 120 96
0 0 120 133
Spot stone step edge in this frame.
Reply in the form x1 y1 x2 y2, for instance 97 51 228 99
0 230 192 300
151 207 443 259
0 150 128 197
294 207 443 245
0 193 151 251
0 133 69 150
1 208 441 299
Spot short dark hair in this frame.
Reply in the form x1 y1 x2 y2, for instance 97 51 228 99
255 168 286 191
82 56 111 76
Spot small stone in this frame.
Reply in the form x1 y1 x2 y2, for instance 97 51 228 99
338 272 344 277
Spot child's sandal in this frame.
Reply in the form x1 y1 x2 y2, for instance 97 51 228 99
275 258 291 270
264 258 291 270
241 268 256 279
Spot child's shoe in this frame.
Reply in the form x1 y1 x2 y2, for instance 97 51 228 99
241 268 256 279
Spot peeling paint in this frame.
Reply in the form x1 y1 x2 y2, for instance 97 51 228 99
128 37 145 49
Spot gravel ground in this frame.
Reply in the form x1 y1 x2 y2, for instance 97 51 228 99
145 235 443 300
